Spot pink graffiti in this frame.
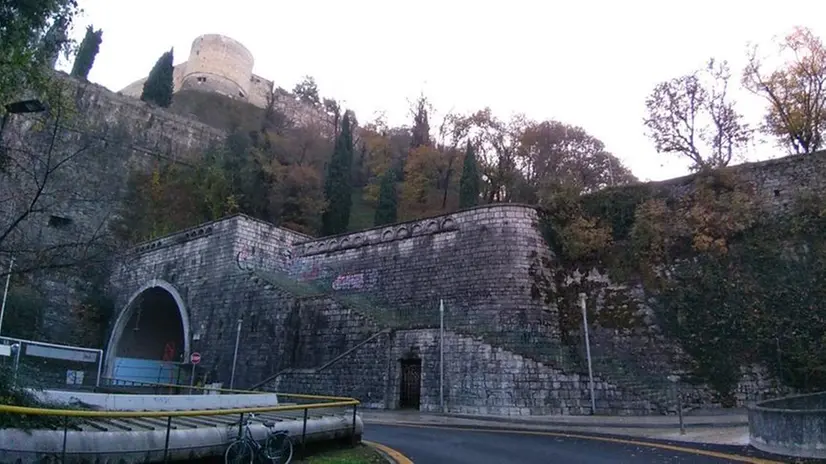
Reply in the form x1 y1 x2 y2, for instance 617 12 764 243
332 273 365 291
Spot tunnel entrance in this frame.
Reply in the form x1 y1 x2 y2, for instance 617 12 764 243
399 358 422 410
105 282 189 385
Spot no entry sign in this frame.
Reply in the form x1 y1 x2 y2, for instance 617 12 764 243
190 352 201 365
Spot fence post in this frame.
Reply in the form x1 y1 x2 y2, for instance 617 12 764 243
61 416 68 463
163 416 172 462
302 408 308 456
351 404 358 445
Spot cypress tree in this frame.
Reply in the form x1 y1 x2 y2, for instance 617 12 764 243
70 25 103 80
459 141 480 209
374 169 398 226
141 49 174 107
321 112 354 235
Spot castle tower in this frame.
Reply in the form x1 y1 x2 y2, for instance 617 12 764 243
179 34 255 101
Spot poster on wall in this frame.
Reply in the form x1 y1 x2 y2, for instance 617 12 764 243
66 370 85 385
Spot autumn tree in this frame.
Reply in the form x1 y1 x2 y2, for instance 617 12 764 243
644 58 751 171
457 109 525 202
141 49 174 108
294 76 321 107
374 169 398 226
518 120 636 201
0 0 79 104
113 150 238 243
459 141 480 209
266 162 326 235
70 25 103 80
743 26 826 155
400 144 446 218
321 112 355 236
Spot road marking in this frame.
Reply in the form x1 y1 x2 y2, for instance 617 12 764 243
364 440 414 464
368 421 783 464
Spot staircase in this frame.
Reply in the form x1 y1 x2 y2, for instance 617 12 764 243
250 328 391 391
242 266 675 414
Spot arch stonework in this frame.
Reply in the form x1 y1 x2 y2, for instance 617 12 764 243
104 279 191 378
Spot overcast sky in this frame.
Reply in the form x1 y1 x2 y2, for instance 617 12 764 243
61 0 826 182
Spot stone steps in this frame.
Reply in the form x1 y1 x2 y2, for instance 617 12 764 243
243 266 673 414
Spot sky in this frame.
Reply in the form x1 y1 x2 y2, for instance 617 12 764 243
60 0 826 182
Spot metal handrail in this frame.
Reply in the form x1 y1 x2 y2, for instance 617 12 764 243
0 399 359 418
0 384 362 462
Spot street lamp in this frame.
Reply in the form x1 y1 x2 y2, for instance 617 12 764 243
0 98 46 337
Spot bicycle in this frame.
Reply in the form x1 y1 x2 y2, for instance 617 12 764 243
224 413 294 464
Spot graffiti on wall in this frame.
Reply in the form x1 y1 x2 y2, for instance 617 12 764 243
332 273 365 291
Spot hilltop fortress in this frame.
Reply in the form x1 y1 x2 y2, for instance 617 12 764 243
119 34 325 127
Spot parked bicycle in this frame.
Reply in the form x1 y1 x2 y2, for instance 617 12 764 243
224 413 294 464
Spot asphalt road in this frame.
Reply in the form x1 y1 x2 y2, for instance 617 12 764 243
364 424 777 464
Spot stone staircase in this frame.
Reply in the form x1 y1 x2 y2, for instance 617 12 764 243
250 328 391 391
242 266 676 414
437 329 660 416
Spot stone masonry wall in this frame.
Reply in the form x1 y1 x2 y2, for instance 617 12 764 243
290 204 559 342
1 72 223 342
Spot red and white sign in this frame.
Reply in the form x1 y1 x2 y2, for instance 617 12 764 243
190 352 201 365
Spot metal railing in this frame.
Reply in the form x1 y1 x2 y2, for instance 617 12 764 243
0 381 361 463
0 336 104 389
244 261 681 414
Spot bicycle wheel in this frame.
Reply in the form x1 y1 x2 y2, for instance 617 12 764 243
264 431 294 464
225 438 255 464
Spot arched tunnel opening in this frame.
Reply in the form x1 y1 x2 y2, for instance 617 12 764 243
107 286 187 385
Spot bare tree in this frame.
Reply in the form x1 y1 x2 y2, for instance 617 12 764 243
742 26 826 155
0 82 115 278
644 58 751 171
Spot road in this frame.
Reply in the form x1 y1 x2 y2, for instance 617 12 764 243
364 424 780 464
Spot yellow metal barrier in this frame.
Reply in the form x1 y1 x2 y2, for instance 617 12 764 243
99 377 359 402
0 383 363 462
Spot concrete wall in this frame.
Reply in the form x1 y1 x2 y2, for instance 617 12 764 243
34 389 280 411
749 392 826 459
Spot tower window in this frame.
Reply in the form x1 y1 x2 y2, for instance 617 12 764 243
197 76 206 83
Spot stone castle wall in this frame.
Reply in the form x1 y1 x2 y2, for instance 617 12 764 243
118 34 322 125
0 72 223 342
289 204 559 341
180 35 255 101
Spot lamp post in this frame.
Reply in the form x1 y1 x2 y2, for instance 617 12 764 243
0 99 46 337
1 99 47 138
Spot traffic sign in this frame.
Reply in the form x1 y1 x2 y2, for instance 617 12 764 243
190 352 201 365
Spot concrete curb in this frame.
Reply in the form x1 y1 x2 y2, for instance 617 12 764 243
440 413 748 429
369 445 397 464
363 440 413 464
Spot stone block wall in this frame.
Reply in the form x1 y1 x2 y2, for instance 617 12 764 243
181 35 255 99
119 65 187 102
291 204 559 342
1 73 223 342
